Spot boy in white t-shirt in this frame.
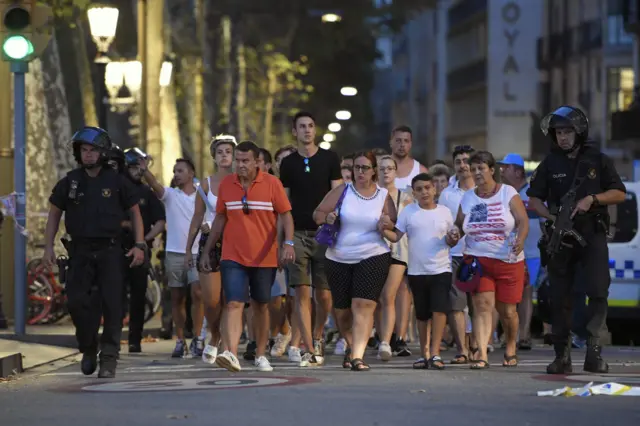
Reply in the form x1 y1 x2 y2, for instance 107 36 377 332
382 173 459 370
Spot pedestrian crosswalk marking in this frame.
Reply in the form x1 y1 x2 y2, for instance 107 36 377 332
40 360 634 377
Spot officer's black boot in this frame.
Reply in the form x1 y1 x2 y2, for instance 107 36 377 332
81 351 98 376
546 341 572 374
583 338 609 374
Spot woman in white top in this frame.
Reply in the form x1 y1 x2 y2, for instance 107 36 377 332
455 151 529 369
313 152 397 371
185 135 236 364
376 155 414 360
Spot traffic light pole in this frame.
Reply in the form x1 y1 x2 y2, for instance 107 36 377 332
11 60 27 336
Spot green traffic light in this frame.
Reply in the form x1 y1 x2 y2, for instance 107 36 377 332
2 35 33 60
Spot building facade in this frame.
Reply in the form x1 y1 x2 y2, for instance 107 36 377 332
387 0 637 172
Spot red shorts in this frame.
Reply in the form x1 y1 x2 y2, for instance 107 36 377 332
476 257 525 304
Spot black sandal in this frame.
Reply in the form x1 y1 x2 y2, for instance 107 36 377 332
503 354 518 367
413 357 428 369
451 354 468 364
429 355 445 370
469 347 480 363
342 348 352 369
470 359 490 370
518 339 532 351
350 358 370 371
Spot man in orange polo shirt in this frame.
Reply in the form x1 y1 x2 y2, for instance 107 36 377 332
200 141 295 372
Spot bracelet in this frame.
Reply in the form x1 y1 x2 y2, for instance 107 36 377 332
283 240 294 247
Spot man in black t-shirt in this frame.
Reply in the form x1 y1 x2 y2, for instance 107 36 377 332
279 111 342 366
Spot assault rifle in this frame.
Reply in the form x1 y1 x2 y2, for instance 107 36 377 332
544 189 587 258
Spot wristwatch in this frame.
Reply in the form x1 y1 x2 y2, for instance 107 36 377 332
590 194 599 206
283 240 294 247
134 242 147 250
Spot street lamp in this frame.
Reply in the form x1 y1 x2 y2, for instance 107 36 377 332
335 110 351 120
87 5 120 129
104 60 141 113
323 133 336 142
340 86 357 96
159 61 173 88
328 122 341 132
322 13 342 23
319 141 332 150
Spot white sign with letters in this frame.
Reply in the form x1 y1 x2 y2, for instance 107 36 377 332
487 0 542 158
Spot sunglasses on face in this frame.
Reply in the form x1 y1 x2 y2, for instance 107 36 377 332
241 191 250 215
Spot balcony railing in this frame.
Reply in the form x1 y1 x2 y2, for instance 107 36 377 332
447 59 487 95
448 0 488 30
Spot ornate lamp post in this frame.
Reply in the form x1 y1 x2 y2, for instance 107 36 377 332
87 5 120 129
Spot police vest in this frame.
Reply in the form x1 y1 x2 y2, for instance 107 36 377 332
64 168 126 239
544 146 608 217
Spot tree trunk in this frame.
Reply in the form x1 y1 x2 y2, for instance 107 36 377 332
41 29 75 178
193 0 206 176
54 16 97 130
25 58 58 259
204 3 221 137
220 15 232 133
229 14 246 140
263 65 277 153
145 0 165 180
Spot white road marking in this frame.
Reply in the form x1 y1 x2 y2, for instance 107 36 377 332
40 361 638 377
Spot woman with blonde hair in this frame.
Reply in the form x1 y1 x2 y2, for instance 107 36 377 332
184 134 236 363
376 155 414 361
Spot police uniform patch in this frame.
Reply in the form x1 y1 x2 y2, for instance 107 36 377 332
102 189 112 197
588 168 596 179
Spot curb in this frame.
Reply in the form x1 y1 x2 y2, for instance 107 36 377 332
0 352 23 378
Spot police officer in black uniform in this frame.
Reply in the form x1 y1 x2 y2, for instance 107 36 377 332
122 147 166 352
527 106 627 374
41 127 146 378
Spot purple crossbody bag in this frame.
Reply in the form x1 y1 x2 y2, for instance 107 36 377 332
314 185 349 247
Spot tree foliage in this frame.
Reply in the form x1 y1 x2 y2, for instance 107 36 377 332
243 44 313 145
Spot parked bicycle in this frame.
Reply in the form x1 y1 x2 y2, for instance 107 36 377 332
27 256 163 326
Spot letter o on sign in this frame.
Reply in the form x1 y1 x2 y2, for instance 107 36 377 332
502 2 520 23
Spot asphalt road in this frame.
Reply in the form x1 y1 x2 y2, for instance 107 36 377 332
2 340 640 426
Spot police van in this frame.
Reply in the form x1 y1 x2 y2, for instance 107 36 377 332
606 180 640 320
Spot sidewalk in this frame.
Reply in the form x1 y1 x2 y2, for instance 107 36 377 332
0 316 163 378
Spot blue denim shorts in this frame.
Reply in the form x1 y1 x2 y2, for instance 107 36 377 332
220 260 276 304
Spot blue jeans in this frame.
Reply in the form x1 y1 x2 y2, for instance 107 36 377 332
220 260 276 304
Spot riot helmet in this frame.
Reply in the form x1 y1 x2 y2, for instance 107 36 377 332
70 126 112 169
540 106 589 153
124 147 150 166
108 144 126 173
124 147 150 182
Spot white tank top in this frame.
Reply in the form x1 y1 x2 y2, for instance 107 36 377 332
204 176 217 226
394 159 421 191
325 184 390 264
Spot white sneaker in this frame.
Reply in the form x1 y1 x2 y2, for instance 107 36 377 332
288 346 302 363
334 338 347 356
215 350 241 372
299 352 324 367
255 356 274 372
378 341 392 361
270 332 292 357
202 345 218 365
